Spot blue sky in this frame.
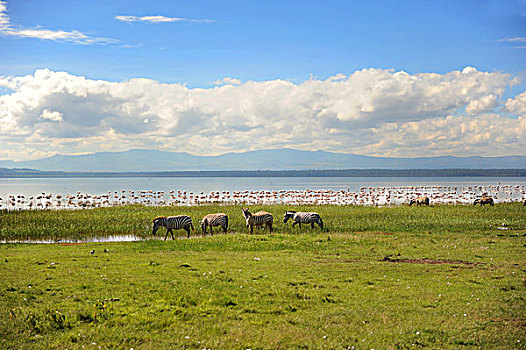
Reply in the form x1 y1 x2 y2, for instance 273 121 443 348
2 0 525 85
0 0 525 160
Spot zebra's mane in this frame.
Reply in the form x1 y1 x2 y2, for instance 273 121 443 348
285 211 297 215
153 216 166 221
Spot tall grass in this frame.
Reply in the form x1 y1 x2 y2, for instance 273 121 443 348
1 203 524 241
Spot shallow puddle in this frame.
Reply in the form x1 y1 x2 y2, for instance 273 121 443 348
2 234 144 244
1 233 224 244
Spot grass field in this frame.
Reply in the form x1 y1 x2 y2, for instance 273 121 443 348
1 204 525 349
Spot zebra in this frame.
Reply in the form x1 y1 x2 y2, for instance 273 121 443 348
200 213 228 235
409 196 430 206
152 215 194 240
283 211 323 230
241 208 273 234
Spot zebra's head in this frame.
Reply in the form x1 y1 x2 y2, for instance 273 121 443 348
283 211 296 223
242 208 252 219
152 217 164 235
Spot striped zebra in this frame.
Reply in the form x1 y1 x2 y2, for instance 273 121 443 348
283 211 323 230
200 213 228 235
152 215 194 240
241 208 273 234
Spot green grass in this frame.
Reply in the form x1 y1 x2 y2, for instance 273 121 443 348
0 204 525 349
1 203 525 241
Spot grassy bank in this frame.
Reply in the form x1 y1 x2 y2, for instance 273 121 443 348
0 204 525 349
1 203 525 241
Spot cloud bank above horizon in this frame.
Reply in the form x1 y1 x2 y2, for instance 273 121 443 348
0 67 525 161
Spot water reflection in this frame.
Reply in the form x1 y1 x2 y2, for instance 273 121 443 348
3 234 144 244
2 233 222 244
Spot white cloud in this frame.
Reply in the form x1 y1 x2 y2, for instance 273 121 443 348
39 109 63 122
0 0 118 45
498 37 526 43
505 91 526 116
213 77 242 86
353 114 526 157
465 94 498 114
0 67 524 160
115 15 214 24
498 37 526 49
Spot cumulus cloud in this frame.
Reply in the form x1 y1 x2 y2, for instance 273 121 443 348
0 0 118 45
39 109 63 122
0 67 524 160
465 94 499 114
115 15 214 24
353 114 526 157
505 91 526 116
212 77 242 86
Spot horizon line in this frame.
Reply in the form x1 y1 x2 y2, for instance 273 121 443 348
2 147 526 163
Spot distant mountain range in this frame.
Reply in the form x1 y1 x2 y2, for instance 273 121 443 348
0 149 525 172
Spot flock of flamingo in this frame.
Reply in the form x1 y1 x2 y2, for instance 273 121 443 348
1 185 525 210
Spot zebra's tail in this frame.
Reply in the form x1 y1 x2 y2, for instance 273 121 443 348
190 223 195 231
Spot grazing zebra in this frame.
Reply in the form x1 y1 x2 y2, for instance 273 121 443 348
241 208 273 234
283 211 323 230
200 213 228 235
152 215 194 240
473 196 494 206
409 196 430 206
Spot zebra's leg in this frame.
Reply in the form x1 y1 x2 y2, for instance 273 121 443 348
185 227 190 238
318 218 324 230
223 224 227 234
170 228 175 240
269 223 273 234
164 228 169 241
210 226 213 235
311 222 315 229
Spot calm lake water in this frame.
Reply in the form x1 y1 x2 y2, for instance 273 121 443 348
1 176 525 198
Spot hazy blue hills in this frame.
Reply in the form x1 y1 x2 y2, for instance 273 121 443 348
0 149 525 172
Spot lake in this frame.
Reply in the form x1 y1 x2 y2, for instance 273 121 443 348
1 176 525 199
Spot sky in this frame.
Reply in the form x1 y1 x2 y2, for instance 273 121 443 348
0 0 525 161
